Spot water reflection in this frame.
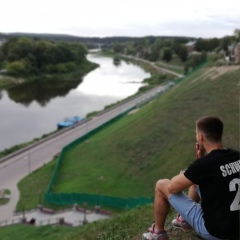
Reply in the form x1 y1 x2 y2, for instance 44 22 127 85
0 54 150 151
6 79 82 107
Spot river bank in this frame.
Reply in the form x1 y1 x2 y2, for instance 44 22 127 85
0 59 98 90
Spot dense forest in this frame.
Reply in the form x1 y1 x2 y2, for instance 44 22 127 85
0 32 195 48
0 37 89 77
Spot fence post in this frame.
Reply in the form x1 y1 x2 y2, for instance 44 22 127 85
83 202 88 225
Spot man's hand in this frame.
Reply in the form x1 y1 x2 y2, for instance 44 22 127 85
196 143 205 158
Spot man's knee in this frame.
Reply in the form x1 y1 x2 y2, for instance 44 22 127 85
155 179 171 198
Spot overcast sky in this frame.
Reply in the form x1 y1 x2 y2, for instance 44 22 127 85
0 0 239 38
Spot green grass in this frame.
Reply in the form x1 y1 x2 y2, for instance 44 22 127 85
16 158 57 211
0 189 11 205
0 205 200 240
155 62 184 75
0 76 17 89
0 224 74 240
156 58 184 75
6 64 240 239
156 54 185 74
168 54 186 66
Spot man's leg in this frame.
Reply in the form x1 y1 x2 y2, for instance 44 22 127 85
153 181 200 231
169 192 221 240
153 179 171 231
142 179 171 240
171 184 200 229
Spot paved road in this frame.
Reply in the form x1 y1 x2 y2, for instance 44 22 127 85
0 84 169 222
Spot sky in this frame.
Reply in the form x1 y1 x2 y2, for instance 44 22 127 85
0 0 239 38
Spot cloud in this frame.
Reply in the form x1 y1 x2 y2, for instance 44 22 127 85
0 0 239 38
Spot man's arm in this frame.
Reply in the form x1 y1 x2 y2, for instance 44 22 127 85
168 143 204 194
168 173 194 194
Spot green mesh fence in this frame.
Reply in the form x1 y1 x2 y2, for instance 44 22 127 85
44 106 155 209
44 192 154 209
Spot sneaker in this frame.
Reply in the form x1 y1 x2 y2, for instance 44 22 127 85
142 223 169 240
171 214 192 231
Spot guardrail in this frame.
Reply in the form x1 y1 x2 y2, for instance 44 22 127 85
0 118 92 164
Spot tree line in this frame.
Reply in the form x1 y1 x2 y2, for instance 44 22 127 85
110 28 240 73
111 37 206 73
0 37 87 77
0 32 194 47
0 29 239 77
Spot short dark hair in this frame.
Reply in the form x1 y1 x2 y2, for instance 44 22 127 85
196 116 223 143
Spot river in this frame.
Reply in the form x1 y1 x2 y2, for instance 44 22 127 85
0 53 150 151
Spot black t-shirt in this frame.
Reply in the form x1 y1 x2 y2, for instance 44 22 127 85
184 149 240 239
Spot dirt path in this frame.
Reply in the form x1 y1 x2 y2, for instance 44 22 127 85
191 65 240 83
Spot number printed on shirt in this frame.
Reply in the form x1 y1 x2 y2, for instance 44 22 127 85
229 178 240 211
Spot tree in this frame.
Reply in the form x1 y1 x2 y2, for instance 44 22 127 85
113 43 124 53
1 37 88 76
149 39 162 61
162 39 174 48
0 47 4 63
15 37 33 59
208 38 220 52
125 42 136 55
6 60 27 76
33 40 54 68
172 42 181 55
162 47 172 62
195 38 204 52
220 37 231 54
178 46 188 62
234 28 240 42
184 64 190 74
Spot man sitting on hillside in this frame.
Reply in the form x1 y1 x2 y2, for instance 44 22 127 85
142 116 240 240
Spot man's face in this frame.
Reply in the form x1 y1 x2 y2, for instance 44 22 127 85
196 127 204 148
196 127 200 143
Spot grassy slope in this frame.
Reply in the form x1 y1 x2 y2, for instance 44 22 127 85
53 66 239 198
5 65 239 240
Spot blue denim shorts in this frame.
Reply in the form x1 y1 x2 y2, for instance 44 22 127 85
168 187 222 240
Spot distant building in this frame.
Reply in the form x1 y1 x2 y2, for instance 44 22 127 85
234 43 240 63
185 41 195 54
229 43 240 63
